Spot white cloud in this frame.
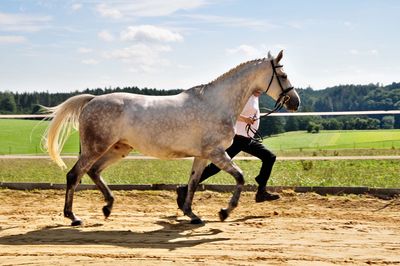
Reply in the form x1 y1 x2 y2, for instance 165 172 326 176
349 49 379 56
95 1 206 19
0 35 27 44
344 21 357 30
0 12 51 32
226 44 262 57
71 3 82 11
95 3 122 19
81 59 99 65
369 49 379 55
180 14 278 30
77 47 92 53
103 43 171 72
120 25 183 43
349 49 359 55
104 43 170 61
98 30 115 42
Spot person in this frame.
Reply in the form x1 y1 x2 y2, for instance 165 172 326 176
176 89 279 210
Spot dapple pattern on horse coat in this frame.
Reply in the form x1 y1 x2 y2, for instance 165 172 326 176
43 51 300 225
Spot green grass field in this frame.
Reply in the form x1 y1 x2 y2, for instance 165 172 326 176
1 119 400 155
0 158 399 188
264 130 400 151
0 119 79 155
0 119 399 187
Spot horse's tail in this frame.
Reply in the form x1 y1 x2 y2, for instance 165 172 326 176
42 94 96 169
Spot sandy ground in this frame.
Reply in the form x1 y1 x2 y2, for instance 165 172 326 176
0 189 399 265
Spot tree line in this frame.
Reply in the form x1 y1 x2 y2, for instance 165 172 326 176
259 82 400 135
0 86 182 114
1 82 399 135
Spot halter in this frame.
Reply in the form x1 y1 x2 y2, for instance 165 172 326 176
245 59 295 142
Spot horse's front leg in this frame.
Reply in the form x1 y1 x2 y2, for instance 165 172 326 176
209 149 244 221
183 157 208 224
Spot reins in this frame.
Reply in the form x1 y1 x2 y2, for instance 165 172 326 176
245 60 294 142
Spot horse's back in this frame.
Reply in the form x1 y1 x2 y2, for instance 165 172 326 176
77 91 208 158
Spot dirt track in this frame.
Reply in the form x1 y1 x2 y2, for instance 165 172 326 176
0 189 399 265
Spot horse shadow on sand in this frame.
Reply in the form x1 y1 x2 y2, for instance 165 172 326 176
0 215 243 250
0 215 268 250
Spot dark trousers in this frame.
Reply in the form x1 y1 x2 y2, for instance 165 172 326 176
199 135 276 188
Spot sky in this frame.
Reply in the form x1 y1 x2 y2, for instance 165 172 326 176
1 0 399 93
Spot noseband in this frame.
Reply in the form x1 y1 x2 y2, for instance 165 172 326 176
245 59 295 142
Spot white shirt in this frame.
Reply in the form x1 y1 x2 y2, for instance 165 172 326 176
235 95 260 138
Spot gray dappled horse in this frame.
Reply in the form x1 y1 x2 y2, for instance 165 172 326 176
43 50 300 226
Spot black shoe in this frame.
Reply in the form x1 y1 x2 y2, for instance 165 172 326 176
255 190 280 202
176 186 188 210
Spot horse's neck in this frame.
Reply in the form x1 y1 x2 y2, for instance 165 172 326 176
204 63 264 121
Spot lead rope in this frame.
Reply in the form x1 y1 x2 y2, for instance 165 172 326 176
245 95 290 142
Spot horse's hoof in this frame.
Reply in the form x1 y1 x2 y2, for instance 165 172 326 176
190 218 204 224
219 208 229 222
102 206 111 218
71 219 82 226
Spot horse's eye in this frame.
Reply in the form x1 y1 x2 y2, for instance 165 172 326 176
280 74 287 79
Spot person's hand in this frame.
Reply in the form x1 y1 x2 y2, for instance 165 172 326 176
243 116 255 125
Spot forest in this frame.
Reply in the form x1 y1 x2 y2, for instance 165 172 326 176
1 82 399 135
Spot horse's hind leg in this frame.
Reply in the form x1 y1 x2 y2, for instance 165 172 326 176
183 157 208 224
64 153 101 226
209 149 244 221
87 142 132 219
64 141 120 226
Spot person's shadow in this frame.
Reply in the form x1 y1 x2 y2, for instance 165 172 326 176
0 216 230 250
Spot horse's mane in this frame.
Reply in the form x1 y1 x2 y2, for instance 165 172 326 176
185 58 267 96
210 58 266 85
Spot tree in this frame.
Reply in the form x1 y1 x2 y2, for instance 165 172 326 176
285 116 299 132
394 115 400 129
307 121 322 133
0 92 17 113
260 116 285 136
322 118 343 130
381 116 395 129
366 118 380 129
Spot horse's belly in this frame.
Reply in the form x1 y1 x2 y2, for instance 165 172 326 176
126 136 199 159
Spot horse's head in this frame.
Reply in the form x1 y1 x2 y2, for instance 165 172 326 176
255 50 300 112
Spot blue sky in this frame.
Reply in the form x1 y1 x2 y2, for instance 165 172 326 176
1 0 399 93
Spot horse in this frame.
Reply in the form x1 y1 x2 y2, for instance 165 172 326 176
43 50 300 226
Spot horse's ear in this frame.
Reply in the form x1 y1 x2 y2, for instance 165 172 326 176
276 50 283 63
267 51 272 59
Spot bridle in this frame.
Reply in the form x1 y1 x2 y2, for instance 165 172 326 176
264 59 295 115
245 59 295 142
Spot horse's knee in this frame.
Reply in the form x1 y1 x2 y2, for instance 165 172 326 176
66 171 78 186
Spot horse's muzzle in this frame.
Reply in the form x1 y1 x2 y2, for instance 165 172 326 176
285 97 300 112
